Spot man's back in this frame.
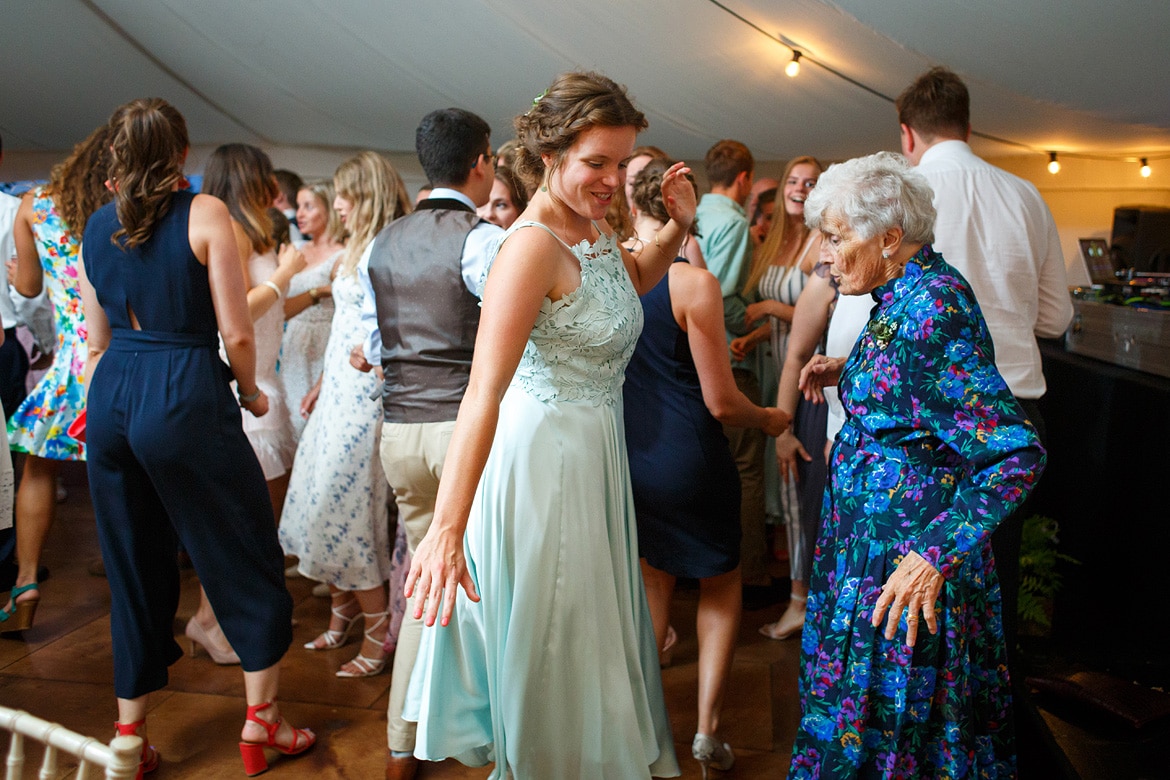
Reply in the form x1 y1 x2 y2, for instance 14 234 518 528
918 140 1072 398
696 193 752 297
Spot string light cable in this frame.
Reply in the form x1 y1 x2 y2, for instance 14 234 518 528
703 0 1168 174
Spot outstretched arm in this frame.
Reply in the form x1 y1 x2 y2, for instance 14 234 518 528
675 264 789 435
774 273 837 481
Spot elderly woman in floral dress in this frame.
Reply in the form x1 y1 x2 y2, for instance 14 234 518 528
787 152 1045 779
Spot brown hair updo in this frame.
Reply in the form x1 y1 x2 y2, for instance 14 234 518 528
107 97 188 249
631 158 700 236
512 71 648 195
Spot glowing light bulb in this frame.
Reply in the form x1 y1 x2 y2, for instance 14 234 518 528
786 51 802 78
1047 152 1061 174
1140 158 1152 178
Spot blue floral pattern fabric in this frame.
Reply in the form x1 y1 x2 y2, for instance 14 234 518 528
789 246 1045 779
279 271 389 590
8 188 87 461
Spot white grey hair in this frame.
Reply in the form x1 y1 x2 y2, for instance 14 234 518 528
804 151 935 244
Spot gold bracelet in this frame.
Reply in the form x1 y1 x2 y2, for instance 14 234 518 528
309 287 320 304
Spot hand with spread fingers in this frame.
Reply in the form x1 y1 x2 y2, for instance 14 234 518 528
404 524 480 628
871 551 945 647
659 161 698 228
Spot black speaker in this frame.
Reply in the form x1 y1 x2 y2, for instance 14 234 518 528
1110 205 1170 273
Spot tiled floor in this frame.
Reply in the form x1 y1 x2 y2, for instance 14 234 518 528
1 462 804 778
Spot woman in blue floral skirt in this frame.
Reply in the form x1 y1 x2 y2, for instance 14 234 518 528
787 152 1045 779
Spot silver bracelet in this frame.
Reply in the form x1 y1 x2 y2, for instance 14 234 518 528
238 386 262 404
261 280 282 300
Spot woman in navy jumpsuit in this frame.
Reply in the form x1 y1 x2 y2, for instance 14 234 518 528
79 98 315 777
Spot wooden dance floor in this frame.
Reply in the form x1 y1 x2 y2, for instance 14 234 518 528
1 462 802 778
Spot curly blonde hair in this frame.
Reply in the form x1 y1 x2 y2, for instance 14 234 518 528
46 122 116 242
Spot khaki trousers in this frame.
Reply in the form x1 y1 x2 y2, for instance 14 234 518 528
379 419 457 753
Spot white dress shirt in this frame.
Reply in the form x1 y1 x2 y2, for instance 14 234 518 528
917 140 1073 399
357 188 501 365
0 192 22 330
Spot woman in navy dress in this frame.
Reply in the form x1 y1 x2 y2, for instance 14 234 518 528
623 159 789 778
79 98 314 778
788 152 1045 778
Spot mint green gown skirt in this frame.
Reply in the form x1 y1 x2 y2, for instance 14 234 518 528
404 223 680 779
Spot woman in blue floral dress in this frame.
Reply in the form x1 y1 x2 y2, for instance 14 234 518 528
787 152 1046 779
2 125 112 633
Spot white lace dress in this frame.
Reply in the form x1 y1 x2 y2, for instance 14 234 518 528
239 249 295 480
280 254 338 441
278 271 390 590
405 222 679 779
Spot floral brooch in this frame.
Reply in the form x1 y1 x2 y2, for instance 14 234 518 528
868 316 898 349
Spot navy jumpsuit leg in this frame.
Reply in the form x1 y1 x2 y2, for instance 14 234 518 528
87 333 292 700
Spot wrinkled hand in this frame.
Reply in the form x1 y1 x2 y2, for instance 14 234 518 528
404 524 480 627
871 551 944 647
242 390 269 418
276 242 307 275
660 162 696 229
798 355 845 403
775 429 811 483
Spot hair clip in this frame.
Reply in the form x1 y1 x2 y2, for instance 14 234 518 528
527 90 547 116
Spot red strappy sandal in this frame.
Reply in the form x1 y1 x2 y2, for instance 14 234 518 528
114 719 160 780
238 701 316 776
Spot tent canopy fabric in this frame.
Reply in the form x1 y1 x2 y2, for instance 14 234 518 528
3 0 1168 164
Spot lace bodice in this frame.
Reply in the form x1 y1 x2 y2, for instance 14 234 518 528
484 221 643 405
287 254 337 326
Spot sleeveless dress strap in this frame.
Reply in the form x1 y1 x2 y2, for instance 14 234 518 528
509 220 575 251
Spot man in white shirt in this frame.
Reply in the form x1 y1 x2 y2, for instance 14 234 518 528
0 133 31 590
896 66 1073 661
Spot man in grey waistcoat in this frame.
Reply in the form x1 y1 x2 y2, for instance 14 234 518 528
353 107 501 780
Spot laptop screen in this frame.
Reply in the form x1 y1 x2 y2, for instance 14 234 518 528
1079 238 1115 284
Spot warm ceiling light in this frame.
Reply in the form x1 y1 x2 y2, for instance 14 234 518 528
1140 158 1152 178
1047 152 1061 174
786 51 802 78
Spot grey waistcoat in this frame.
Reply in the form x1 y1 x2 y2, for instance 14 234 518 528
366 199 483 423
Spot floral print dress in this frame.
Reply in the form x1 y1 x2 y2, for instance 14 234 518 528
789 246 1045 779
8 188 86 461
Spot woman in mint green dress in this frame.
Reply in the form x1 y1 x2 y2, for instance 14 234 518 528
403 71 695 778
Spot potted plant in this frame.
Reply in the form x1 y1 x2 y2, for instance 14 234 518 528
1018 514 1079 635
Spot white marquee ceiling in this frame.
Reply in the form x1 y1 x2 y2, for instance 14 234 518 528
2 0 1168 166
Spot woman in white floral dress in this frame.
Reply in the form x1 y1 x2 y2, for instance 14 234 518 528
280 152 411 677
280 180 344 442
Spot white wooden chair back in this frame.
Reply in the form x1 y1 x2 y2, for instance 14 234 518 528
1 706 141 780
